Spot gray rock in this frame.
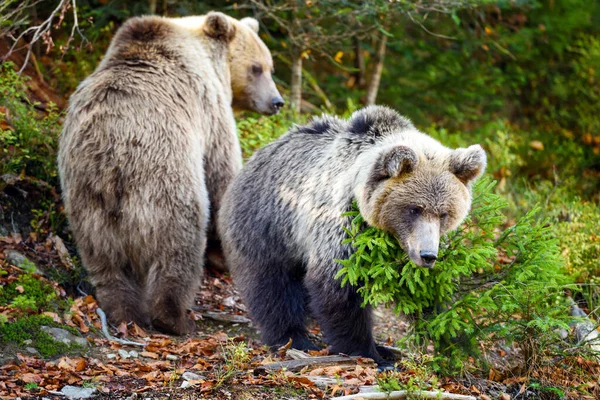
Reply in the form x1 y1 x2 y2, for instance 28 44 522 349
23 339 33 345
129 350 139 358
106 353 117 360
41 326 89 347
25 347 38 355
182 371 204 381
5 250 40 274
60 385 97 399
118 349 130 359
165 354 178 361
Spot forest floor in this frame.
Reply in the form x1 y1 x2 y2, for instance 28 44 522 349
1 174 599 400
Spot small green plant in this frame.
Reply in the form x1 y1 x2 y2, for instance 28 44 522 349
10 295 37 311
377 355 439 396
24 382 38 390
212 340 251 390
337 177 573 373
0 62 62 184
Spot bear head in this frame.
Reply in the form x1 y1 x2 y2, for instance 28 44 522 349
202 12 284 115
353 109 487 268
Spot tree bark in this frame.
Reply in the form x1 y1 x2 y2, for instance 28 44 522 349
148 0 157 14
365 34 387 106
354 37 366 88
290 50 303 113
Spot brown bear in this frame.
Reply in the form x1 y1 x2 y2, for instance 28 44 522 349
58 12 283 335
218 106 486 366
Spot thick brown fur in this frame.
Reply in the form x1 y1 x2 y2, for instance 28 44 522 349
58 12 281 334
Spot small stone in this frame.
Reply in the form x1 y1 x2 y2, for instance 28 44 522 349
23 339 33 345
223 296 236 308
25 347 38 355
118 349 130 359
61 385 97 399
41 326 88 347
165 354 178 361
125 393 138 400
129 350 139 358
182 371 204 381
106 353 117 359
180 380 193 389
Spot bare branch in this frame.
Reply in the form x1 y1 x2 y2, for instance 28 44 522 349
1 0 87 74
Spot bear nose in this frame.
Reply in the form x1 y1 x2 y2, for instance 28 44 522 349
272 96 284 111
419 251 437 267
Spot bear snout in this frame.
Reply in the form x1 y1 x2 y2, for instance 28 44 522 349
271 96 284 113
419 250 438 268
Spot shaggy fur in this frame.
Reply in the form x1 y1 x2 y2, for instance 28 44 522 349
218 106 486 363
58 12 281 335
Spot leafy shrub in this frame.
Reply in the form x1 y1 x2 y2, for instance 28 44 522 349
237 107 309 159
336 177 573 372
0 62 61 184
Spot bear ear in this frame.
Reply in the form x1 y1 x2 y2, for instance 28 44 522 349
204 12 236 41
449 144 487 185
373 146 419 180
348 105 413 137
240 17 260 33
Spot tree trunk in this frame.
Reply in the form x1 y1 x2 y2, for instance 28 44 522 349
290 50 303 113
354 37 366 88
365 34 387 106
148 0 157 14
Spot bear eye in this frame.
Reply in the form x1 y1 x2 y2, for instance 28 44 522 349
251 64 263 75
408 206 423 216
440 212 449 219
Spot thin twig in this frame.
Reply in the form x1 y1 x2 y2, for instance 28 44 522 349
96 308 146 347
334 389 476 400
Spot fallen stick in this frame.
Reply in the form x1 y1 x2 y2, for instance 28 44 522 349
334 389 476 400
254 355 372 375
96 308 145 347
202 311 252 324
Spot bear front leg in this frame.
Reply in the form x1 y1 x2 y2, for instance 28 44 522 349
232 258 319 352
305 269 382 363
146 249 203 335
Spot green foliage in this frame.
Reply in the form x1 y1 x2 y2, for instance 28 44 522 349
236 108 309 159
0 62 61 184
0 315 80 357
336 177 573 372
376 355 439 394
0 273 56 311
556 201 600 283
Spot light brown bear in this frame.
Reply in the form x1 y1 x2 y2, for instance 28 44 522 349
58 12 283 335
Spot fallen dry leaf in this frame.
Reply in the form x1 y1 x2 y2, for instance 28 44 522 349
140 352 159 360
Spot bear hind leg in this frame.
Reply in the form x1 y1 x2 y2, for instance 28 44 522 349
147 250 202 335
85 255 150 328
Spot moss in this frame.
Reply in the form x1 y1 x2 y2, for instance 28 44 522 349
0 315 84 357
0 273 56 310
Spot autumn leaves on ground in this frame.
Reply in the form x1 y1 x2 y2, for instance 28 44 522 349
0 226 451 400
